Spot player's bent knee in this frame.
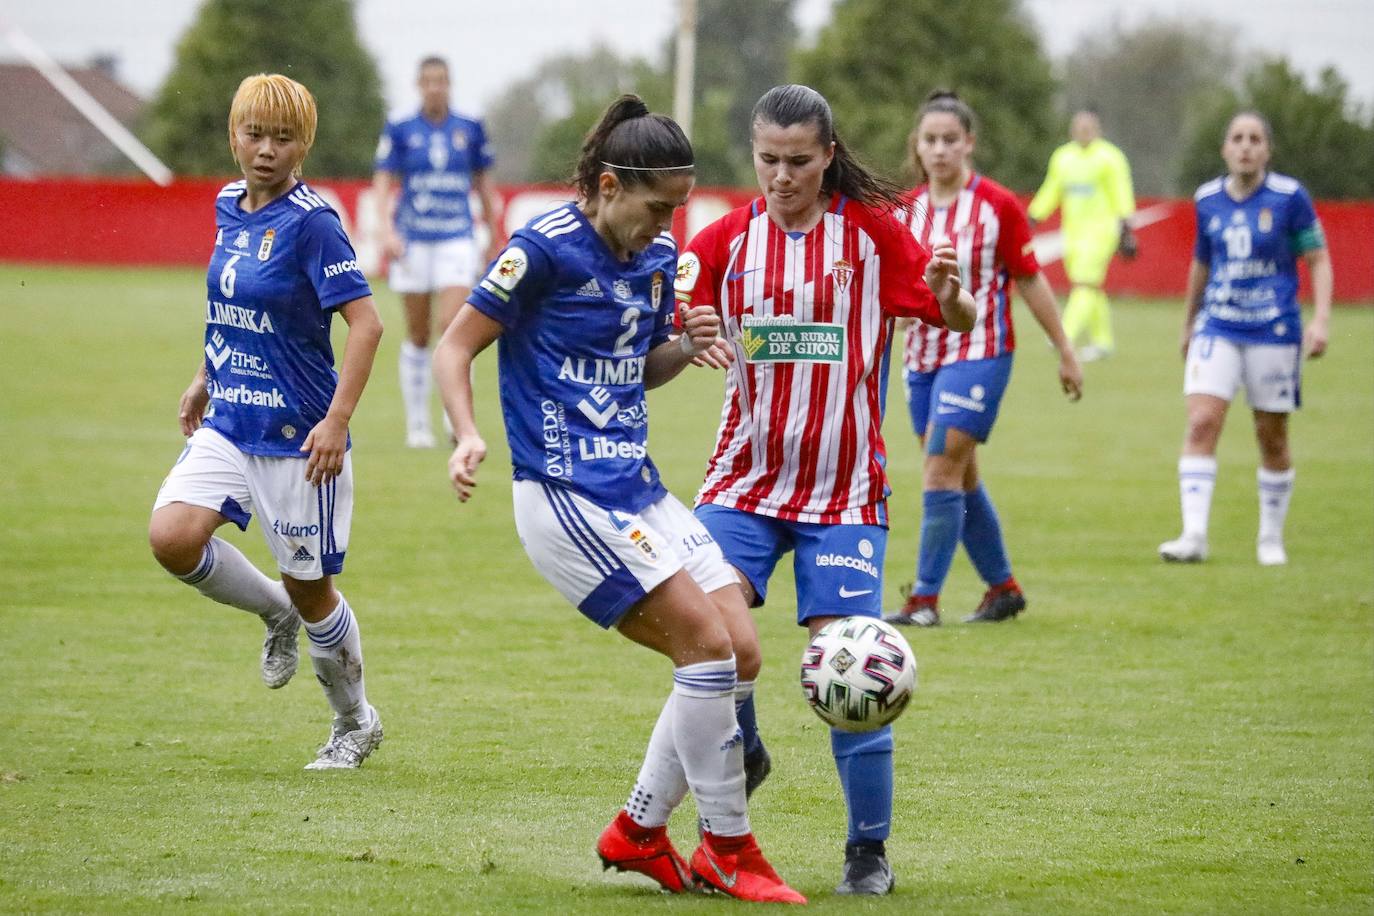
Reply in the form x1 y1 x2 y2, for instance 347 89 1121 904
148 517 207 577
281 574 338 622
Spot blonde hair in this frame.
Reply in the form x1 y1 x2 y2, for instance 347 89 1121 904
227 74 318 175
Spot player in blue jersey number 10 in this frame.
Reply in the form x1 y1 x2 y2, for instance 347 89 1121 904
432 95 805 904
149 74 386 770
1160 111 1333 566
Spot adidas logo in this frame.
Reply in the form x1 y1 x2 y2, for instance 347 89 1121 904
576 278 603 298
292 545 314 562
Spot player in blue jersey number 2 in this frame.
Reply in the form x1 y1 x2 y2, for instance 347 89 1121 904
149 75 386 770
1160 111 1333 566
433 95 805 904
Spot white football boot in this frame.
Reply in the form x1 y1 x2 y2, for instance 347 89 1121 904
405 425 436 449
1159 532 1208 563
260 612 301 689
1257 537 1288 566
305 706 383 770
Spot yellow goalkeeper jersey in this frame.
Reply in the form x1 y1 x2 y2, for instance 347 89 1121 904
1028 138 1135 237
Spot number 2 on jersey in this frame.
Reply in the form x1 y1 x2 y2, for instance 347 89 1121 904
612 306 638 356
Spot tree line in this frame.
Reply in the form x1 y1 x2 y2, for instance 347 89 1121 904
140 0 1374 198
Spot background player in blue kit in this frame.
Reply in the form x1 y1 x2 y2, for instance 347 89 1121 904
432 95 804 904
1159 111 1333 566
374 56 499 448
149 74 386 770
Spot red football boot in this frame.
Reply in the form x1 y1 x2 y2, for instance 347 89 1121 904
690 831 807 904
596 810 693 893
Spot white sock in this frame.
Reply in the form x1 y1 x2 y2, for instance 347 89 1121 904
673 656 748 837
178 536 293 622
625 693 688 829
399 340 432 433
303 596 369 729
1178 456 1218 539
1258 467 1295 542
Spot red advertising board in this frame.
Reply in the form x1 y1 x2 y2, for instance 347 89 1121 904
0 176 1369 301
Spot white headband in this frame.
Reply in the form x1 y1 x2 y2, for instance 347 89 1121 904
601 161 694 171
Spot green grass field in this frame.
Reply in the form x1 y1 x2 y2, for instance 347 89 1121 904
1 263 1371 914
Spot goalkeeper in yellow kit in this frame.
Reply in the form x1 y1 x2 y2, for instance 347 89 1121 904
1029 110 1136 360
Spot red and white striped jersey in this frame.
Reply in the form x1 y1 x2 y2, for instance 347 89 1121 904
677 194 945 526
899 174 1038 373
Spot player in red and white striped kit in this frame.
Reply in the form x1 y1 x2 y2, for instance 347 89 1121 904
885 91 1082 629
675 84 975 896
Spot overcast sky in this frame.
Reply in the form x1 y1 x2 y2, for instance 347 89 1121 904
2 0 1370 116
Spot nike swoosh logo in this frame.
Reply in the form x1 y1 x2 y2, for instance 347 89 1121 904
726 267 762 281
838 587 873 598
857 821 888 832
704 851 738 888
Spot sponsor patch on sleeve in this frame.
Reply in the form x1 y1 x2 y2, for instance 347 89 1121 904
674 252 701 294
487 246 529 291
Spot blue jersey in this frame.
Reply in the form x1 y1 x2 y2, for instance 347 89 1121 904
467 205 678 513
374 109 494 242
1192 172 1324 344
202 181 372 457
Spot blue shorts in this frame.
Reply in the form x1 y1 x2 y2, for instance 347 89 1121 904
904 353 1014 444
695 504 886 625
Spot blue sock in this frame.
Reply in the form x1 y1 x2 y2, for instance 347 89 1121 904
916 489 965 597
962 483 1013 586
832 728 894 842
736 691 763 755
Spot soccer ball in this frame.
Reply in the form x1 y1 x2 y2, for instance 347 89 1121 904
800 617 917 732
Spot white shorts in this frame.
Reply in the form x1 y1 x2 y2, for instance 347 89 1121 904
153 427 352 580
512 480 740 629
1185 334 1301 413
388 237 479 294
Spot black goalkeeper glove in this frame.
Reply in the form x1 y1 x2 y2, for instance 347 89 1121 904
1119 223 1138 260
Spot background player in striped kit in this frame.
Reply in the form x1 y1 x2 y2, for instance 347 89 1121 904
373 56 499 448
885 90 1083 628
433 95 804 904
1159 111 1332 566
148 74 385 770
1028 109 1137 361
676 84 975 896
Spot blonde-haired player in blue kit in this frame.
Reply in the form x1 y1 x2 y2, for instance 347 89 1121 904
149 74 386 770
374 55 500 448
1159 111 1333 565
433 95 804 904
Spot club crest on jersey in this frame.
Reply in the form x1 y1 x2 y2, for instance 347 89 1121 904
257 229 276 261
1258 208 1273 233
234 230 250 249
831 258 853 296
613 278 633 301
651 271 664 310
451 130 467 151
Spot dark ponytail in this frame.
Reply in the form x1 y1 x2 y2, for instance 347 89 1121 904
908 88 977 182
571 94 694 201
750 84 905 209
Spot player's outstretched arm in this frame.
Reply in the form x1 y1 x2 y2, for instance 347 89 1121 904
1018 272 1082 401
302 295 383 486
434 304 504 501
645 305 722 389
1303 247 1333 358
178 363 211 438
